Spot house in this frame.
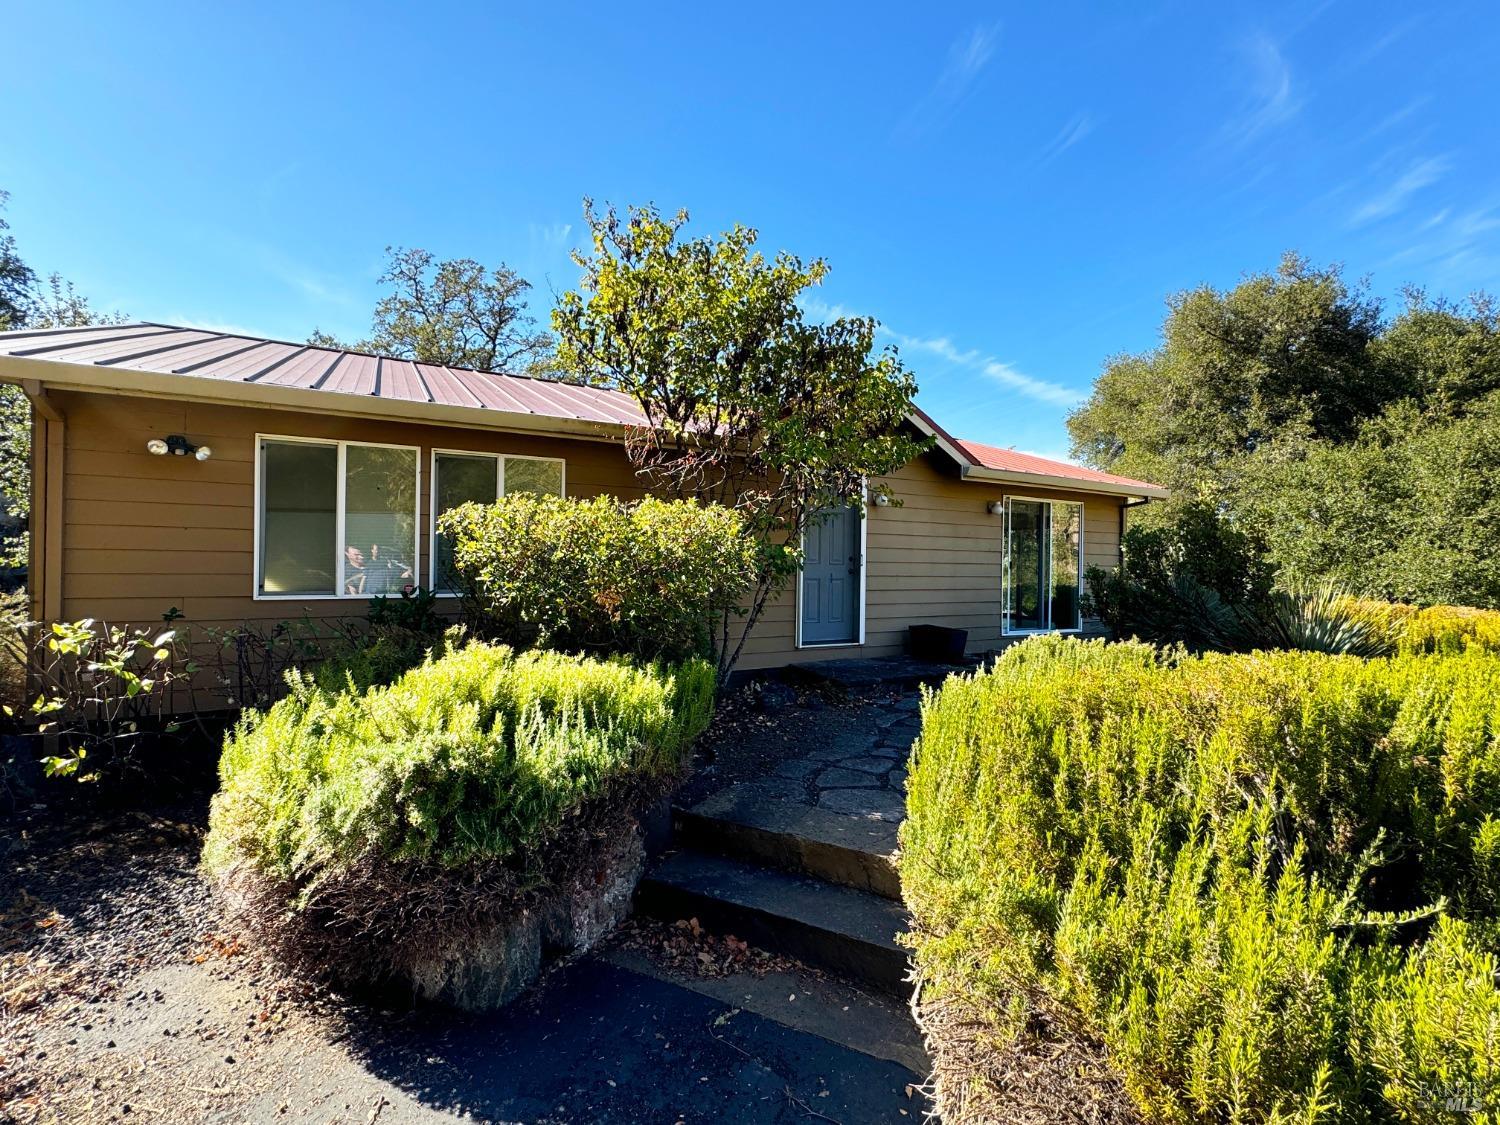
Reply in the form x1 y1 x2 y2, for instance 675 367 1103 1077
0 322 1166 670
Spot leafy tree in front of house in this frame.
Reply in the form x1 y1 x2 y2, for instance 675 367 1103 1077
308 246 553 375
552 202 927 678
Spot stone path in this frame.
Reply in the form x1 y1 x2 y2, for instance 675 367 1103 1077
638 685 929 999
770 695 922 827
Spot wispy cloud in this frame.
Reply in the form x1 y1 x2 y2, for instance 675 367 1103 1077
1039 112 1096 164
801 297 1084 408
1222 33 1301 148
1350 155 1450 225
1342 16 1422 72
170 316 264 337
894 23 1001 140
528 221 574 250
1366 94 1433 140
883 329 1084 408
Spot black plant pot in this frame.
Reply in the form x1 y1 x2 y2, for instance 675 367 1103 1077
907 624 969 664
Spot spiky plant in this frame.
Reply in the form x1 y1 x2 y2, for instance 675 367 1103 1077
1245 581 1395 657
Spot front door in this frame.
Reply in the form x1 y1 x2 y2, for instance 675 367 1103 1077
801 506 862 645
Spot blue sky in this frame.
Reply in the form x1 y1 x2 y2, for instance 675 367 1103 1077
3 2 1498 460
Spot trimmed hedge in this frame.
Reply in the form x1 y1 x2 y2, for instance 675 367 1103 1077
903 636 1500 1123
438 493 759 663
203 641 714 978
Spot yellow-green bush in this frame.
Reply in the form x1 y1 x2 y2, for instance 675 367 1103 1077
903 635 1500 1123
1345 598 1500 656
439 493 759 664
205 641 714 883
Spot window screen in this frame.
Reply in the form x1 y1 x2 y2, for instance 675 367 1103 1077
433 453 499 592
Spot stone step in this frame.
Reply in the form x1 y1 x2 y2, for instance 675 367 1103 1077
676 784 902 900
635 850 911 995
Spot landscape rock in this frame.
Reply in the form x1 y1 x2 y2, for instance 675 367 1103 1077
403 829 646 1011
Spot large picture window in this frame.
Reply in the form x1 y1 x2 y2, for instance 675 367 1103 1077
430 451 565 592
256 437 419 598
1002 497 1083 633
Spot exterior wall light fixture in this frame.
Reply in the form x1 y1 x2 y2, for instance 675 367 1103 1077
147 435 213 461
872 493 892 507
987 500 1005 516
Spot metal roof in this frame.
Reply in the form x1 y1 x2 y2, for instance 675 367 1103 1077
0 321 648 427
956 438 1166 495
0 321 1166 497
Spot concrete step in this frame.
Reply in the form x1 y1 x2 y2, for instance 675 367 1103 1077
600 944 929 1074
636 850 911 995
676 785 902 900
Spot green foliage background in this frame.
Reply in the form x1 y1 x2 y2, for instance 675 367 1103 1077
1069 254 1500 608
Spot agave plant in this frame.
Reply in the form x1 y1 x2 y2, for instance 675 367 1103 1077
1243 581 1395 657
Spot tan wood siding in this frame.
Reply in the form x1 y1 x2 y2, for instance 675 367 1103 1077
45 389 1124 670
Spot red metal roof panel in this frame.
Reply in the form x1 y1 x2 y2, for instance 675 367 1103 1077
321 352 377 396
181 340 297 379
956 439 1163 491
380 359 431 403
414 363 484 409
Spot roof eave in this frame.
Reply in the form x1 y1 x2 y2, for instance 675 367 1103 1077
0 354 629 443
960 463 1171 500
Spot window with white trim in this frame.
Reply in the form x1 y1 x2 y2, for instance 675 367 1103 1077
256 437 419 598
430 452 565 593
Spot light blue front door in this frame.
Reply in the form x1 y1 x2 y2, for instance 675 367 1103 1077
801 506 862 645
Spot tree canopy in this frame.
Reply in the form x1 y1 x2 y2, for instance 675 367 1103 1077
309 246 553 374
552 202 926 675
1070 253 1500 608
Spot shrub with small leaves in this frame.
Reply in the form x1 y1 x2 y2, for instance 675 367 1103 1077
440 493 758 665
903 635 1500 1123
202 640 715 981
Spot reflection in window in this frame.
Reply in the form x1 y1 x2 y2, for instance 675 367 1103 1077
256 438 418 598
343 445 418 596
503 456 564 497
1003 498 1083 633
432 453 499 593
259 441 337 595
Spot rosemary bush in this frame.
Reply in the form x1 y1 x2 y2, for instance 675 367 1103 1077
903 635 1500 1122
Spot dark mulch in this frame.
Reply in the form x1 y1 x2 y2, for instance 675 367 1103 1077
914 990 1140 1125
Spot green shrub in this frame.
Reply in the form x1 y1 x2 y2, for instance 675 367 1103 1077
439 494 759 664
1344 598 1500 656
903 636 1500 1123
1242 583 1394 657
1086 500 1274 650
203 641 714 979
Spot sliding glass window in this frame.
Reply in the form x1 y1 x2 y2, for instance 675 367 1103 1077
1002 497 1083 633
256 438 419 598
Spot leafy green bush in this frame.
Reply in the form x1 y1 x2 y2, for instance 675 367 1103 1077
439 494 759 664
903 636 1500 1123
1086 500 1274 650
203 640 714 981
